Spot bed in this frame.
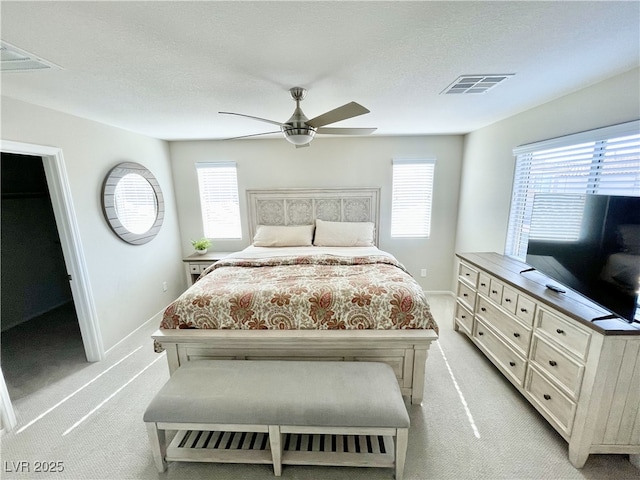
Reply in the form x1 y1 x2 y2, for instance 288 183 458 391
153 188 439 405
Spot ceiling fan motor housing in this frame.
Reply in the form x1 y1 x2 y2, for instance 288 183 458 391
282 126 316 145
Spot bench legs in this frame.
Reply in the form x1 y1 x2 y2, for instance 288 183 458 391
146 423 168 473
395 428 408 480
268 425 282 476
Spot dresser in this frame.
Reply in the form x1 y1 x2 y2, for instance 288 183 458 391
182 252 235 286
455 252 640 468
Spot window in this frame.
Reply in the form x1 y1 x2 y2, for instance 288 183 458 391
506 121 640 259
196 162 242 239
391 159 435 238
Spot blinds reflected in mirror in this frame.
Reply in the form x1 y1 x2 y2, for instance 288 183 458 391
114 173 158 234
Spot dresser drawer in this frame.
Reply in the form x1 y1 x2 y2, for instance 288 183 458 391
458 262 478 287
530 334 584 398
475 319 527 387
189 264 203 274
455 302 474 335
457 281 476 311
526 366 576 436
501 286 518 314
489 278 504 303
476 296 532 356
536 308 591 360
478 272 491 297
515 295 536 326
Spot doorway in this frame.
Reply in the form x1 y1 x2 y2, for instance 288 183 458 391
1 153 86 400
0 140 103 432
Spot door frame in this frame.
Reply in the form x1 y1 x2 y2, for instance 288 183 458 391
0 366 17 433
1 140 104 362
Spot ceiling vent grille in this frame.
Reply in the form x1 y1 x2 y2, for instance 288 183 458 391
441 74 514 95
1 41 61 72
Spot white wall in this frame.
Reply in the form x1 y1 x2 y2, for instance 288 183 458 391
169 135 464 291
1 97 185 351
456 67 640 257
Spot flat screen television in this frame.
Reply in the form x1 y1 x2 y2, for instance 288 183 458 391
525 193 640 323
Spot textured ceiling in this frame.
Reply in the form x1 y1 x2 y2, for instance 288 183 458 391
1 1 638 141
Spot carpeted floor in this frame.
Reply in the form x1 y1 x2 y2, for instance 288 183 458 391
1 302 88 401
1 294 638 479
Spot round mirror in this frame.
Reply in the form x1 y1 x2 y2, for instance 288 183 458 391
102 162 164 245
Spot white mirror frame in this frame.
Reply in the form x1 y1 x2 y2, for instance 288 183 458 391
101 162 164 245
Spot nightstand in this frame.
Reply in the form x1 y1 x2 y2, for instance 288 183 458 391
183 251 235 286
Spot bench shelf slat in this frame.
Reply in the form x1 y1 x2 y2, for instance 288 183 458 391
164 429 398 469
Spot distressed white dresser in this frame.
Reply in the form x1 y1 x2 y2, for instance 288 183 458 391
455 252 640 468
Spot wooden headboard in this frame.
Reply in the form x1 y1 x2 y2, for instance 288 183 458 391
246 187 381 245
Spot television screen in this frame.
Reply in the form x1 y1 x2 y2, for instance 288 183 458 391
525 194 640 323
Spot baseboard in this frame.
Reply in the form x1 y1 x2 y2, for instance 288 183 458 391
424 290 455 297
1 299 74 332
103 307 166 356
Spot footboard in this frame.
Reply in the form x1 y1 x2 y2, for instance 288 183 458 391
152 329 438 405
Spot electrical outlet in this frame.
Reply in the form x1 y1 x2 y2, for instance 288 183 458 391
162 281 168 292
420 268 427 277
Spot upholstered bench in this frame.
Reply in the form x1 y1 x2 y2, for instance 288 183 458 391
144 360 410 479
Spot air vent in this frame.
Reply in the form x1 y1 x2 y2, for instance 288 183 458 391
1 41 61 72
441 74 514 95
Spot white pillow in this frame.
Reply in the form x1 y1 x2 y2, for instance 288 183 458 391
253 225 314 247
313 219 375 247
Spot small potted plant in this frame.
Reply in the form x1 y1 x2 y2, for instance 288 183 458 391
191 238 212 255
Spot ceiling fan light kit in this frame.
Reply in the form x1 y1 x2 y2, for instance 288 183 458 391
283 127 316 146
220 87 376 148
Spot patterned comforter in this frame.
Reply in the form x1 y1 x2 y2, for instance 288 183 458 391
161 254 438 332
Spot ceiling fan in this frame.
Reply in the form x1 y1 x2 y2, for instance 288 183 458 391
219 87 376 148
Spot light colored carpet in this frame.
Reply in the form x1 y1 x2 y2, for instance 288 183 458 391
1 302 87 401
1 294 638 479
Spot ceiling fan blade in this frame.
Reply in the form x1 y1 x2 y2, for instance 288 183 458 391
219 111 284 127
306 102 370 128
316 127 377 135
223 131 282 141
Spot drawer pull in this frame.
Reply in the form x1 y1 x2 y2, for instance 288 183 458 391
543 394 551 401
480 282 486 287
520 308 528 313
492 289 498 294
478 331 484 336
465 273 470 276
461 315 466 319
463 293 468 297
513 332 520 338
509 361 516 367
556 329 565 335
505 298 512 303
549 360 557 367
480 307 487 312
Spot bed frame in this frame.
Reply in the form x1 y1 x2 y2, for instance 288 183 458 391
153 187 439 405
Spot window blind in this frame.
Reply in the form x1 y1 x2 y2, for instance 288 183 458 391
391 159 435 238
196 162 242 239
506 120 640 259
